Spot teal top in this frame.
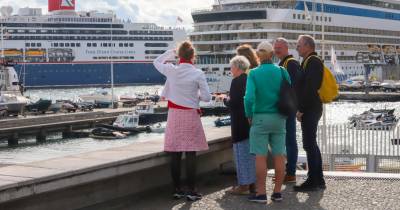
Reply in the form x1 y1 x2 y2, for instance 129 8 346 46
244 63 291 118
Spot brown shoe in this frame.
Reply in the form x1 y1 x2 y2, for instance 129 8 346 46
226 186 250 195
284 175 297 183
272 175 297 183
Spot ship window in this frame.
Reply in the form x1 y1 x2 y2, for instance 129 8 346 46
316 16 319 21
124 43 128 47
145 50 166 54
145 43 168 47
302 15 305 19
65 43 70 47
37 43 42 47
293 14 296 19
87 43 92 47
54 43 59 47
77 43 81 47
25 43 30 47
119 43 123 47
71 43 76 47
93 43 97 47
129 43 134 47
60 43 64 47
31 43 36 47
329 17 332 22
297 14 301 19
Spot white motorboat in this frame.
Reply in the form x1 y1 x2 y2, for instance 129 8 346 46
78 89 119 104
97 111 148 133
349 109 398 130
149 123 166 133
0 63 29 116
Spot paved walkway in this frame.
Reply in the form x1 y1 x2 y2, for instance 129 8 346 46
83 171 400 210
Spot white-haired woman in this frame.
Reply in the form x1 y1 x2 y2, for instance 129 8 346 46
224 56 256 195
245 41 290 203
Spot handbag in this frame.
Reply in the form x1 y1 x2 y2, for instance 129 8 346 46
277 67 297 117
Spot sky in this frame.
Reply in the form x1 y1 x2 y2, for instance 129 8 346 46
0 0 215 29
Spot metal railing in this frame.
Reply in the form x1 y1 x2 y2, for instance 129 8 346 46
316 124 400 173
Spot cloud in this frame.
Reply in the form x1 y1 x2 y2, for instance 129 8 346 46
0 0 215 29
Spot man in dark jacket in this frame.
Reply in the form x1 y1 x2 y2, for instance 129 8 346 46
294 35 326 191
274 37 301 183
224 55 256 195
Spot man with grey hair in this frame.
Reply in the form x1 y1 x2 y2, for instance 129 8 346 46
294 35 325 192
224 55 256 195
274 37 301 184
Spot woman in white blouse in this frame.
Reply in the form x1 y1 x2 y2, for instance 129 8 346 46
153 41 211 201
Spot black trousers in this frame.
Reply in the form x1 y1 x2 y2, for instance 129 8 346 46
301 111 325 184
170 152 197 191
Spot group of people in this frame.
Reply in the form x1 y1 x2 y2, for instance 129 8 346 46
153 34 326 203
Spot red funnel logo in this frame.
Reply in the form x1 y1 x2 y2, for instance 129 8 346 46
49 0 75 12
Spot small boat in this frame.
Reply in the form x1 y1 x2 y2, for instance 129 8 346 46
0 62 29 116
0 94 28 116
119 94 141 107
200 94 230 116
94 100 115 109
149 123 166 133
381 80 397 92
90 127 128 140
79 89 119 104
214 116 231 127
98 111 149 133
136 102 168 125
0 104 7 119
25 99 52 114
370 81 381 91
349 108 398 130
49 102 62 113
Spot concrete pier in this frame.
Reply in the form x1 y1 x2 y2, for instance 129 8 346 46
0 108 134 145
338 91 400 102
0 127 232 210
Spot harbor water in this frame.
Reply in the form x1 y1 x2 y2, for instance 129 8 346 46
1 85 400 166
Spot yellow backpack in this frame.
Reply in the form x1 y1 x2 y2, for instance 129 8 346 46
304 55 339 104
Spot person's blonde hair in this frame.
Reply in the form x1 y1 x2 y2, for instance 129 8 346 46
236 44 259 69
256 41 274 62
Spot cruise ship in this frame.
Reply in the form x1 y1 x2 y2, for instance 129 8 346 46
191 0 400 93
0 0 187 88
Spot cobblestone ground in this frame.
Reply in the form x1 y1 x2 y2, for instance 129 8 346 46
84 173 400 210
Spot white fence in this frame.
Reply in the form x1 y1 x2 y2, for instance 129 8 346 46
316 124 400 173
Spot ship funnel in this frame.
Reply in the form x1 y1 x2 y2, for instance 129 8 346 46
49 0 76 12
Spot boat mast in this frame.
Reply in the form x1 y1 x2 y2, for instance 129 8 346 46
321 0 325 61
312 0 316 37
110 12 115 109
0 23 4 62
321 0 328 149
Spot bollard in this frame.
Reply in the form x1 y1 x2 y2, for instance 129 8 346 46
367 155 377 172
8 133 19 146
36 130 47 143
